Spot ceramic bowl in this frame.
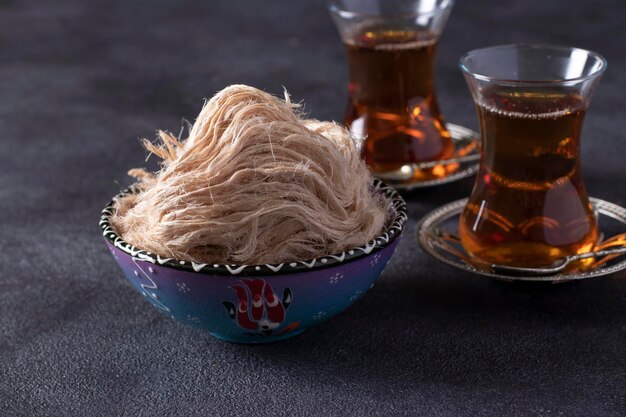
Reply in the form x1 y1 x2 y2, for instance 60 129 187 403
100 179 407 344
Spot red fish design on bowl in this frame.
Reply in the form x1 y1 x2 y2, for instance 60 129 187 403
222 279 295 336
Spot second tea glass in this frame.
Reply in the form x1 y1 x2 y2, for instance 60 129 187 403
459 44 607 268
329 0 456 182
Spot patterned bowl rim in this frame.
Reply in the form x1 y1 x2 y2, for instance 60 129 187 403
100 179 407 276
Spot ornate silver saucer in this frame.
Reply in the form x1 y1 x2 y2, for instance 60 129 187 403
416 197 626 282
375 123 480 190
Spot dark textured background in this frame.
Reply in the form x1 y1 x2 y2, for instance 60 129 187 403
1 0 625 415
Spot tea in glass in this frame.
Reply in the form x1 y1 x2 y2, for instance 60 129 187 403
459 45 607 268
329 0 456 182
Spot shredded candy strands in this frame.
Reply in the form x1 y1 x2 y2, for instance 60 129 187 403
111 85 387 264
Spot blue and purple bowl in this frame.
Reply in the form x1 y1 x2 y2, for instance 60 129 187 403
100 179 407 343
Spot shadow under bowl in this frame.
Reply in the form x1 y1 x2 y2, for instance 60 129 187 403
100 179 407 344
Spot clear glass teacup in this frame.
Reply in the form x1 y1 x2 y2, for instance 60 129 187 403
329 0 456 182
459 44 607 268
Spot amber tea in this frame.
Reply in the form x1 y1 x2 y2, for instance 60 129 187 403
459 44 606 269
343 27 455 180
460 87 598 267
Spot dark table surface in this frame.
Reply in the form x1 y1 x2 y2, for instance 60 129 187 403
2 0 625 415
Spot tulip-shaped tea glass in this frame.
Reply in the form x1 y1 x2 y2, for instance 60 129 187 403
459 44 607 268
329 0 456 182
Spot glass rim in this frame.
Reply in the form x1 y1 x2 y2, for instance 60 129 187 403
459 43 608 86
328 0 454 20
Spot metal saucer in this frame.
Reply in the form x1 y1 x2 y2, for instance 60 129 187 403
375 123 480 190
416 197 626 282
